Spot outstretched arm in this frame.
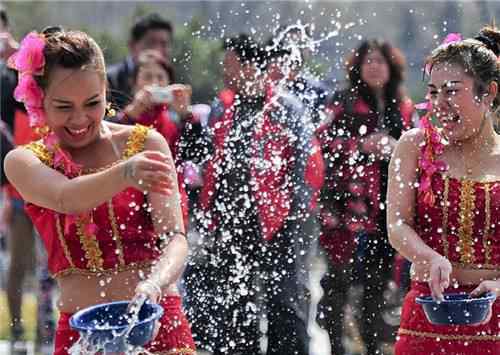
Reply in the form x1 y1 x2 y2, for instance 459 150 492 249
135 130 188 301
4 142 173 215
387 128 451 300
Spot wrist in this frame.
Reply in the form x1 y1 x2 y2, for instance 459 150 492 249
137 279 162 301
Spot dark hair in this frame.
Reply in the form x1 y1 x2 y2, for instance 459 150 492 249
34 27 106 91
133 49 175 84
0 9 8 29
426 25 500 112
345 39 407 137
130 13 173 43
223 34 265 66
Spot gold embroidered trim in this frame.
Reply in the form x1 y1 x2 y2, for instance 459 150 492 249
107 200 125 266
451 261 500 270
24 141 53 166
457 180 476 264
440 175 450 258
75 216 104 272
123 124 149 159
55 214 75 268
398 328 500 341
483 183 492 265
52 260 155 278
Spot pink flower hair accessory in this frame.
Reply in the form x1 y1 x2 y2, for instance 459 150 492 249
7 31 46 128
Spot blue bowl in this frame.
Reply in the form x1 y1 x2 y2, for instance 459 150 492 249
416 292 496 325
69 301 163 352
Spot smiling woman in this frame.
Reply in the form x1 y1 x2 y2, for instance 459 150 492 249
387 25 500 355
3 27 195 355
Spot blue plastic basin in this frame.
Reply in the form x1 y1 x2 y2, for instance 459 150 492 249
416 292 496 325
69 301 163 352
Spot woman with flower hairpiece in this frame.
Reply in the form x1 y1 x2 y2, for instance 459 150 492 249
388 26 500 354
3 27 196 354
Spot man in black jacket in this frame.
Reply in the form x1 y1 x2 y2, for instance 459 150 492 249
107 13 173 109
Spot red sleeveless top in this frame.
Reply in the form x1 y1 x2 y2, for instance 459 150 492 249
24 125 162 277
417 140 500 270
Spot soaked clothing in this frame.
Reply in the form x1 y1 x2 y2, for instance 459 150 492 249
23 124 195 354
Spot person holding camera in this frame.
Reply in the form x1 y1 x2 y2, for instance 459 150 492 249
117 50 204 225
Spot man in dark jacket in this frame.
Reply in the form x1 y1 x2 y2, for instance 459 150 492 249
107 13 173 109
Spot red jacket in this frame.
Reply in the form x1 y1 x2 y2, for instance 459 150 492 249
200 88 324 241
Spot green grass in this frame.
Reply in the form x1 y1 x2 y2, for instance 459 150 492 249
0 291 38 341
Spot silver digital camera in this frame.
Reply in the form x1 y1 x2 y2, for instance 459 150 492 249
149 86 174 104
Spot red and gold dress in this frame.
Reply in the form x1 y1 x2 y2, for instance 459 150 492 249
395 129 500 354
23 125 196 355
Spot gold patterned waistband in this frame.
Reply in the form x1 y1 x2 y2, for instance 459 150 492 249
398 328 500 342
52 260 155 278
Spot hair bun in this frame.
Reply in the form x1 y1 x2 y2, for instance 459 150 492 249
475 26 500 56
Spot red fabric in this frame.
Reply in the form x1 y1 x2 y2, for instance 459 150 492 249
395 281 500 355
132 105 189 228
54 295 196 355
26 186 159 276
317 96 414 265
13 109 38 145
200 89 324 241
416 172 500 267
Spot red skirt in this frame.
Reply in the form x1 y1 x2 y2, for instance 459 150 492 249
54 295 196 355
395 281 500 355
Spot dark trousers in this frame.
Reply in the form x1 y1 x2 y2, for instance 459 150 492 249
317 232 394 355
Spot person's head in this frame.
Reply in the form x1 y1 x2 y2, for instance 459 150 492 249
129 13 173 63
263 36 300 83
347 39 406 98
132 49 174 92
0 8 9 32
426 26 500 142
222 34 264 95
10 27 107 150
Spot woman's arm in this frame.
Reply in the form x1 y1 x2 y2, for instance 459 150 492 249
136 130 188 298
387 128 451 299
4 143 172 215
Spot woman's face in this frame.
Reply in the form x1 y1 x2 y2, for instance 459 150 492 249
135 62 170 91
44 66 107 149
428 62 492 142
361 49 390 90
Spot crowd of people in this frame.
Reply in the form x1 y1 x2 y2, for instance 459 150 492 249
1 7 500 355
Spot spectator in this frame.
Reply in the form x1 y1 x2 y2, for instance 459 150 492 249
107 12 173 109
315 39 415 355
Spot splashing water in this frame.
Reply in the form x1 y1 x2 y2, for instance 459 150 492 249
68 296 156 355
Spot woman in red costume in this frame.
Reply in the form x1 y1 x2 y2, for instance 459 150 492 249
388 26 500 355
3 27 196 354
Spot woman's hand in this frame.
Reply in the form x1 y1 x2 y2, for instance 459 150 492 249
122 151 174 195
428 255 452 301
130 280 162 340
470 280 500 325
124 88 156 121
168 84 192 117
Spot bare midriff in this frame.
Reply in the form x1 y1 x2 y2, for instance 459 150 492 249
56 266 178 313
411 263 500 286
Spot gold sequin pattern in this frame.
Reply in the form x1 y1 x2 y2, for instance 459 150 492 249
107 200 126 266
440 175 450 258
55 214 76 268
75 216 104 272
483 183 492 265
52 260 154 278
457 179 476 265
398 328 500 341
123 124 150 159
24 141 53 166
